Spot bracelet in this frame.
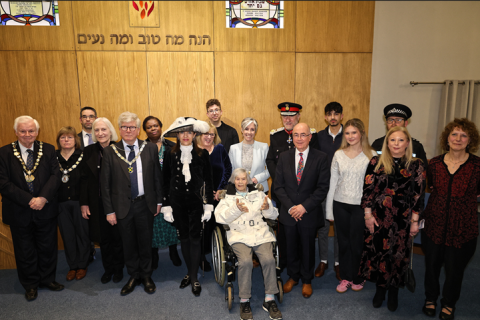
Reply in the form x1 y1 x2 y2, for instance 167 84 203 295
411 219 418 223
364 215 374 220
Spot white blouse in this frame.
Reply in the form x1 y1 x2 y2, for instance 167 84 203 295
325 149 374 220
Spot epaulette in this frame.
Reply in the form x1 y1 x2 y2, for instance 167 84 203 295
412 137 423 145
310 128 317 134
270 127 284 135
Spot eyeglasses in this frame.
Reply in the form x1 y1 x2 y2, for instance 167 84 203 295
386 118 405 124
203 133 215 137
293 133 310 139
81 115 96 119
207 109 221 114
60 136 74 140
120 126 137 131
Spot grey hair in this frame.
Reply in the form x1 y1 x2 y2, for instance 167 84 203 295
241 117 258 133
228 168 253 184
92 117 118 142
14 116 40 132
117 111 141 128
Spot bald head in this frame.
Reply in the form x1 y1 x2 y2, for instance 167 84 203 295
293 123 311 152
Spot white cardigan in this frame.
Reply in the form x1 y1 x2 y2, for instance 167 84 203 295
228 141 270 191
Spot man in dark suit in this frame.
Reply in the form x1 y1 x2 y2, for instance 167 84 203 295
266 102 319 273
78 106 97 150
274 123 329 298
0 116 63 301
101 111 162 296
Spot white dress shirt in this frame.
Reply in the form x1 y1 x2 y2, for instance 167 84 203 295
295 146 310 172
122 139 145 197
81 130 93 147
328 125 343 141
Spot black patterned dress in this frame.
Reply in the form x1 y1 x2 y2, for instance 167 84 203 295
359 156 425 288
152 144 179 248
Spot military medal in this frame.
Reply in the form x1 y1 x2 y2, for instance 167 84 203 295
287 136 292 144
57 152 84 184
112 141 147 173
11 141 43 183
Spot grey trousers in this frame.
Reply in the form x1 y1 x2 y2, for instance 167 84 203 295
317 200 339 263
231 242 279 299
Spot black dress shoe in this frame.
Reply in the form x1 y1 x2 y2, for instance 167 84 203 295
39 281 64 291
387 287 399 312
179 275 191 289
373 286 386 308
192 281 201 296
143 277 156 294
25 288 38 301
113 270 124 283
101 272 113 284
121 277 140 296
422 300 436 317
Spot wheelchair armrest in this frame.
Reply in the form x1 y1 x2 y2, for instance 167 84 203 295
222 224 230 231
265 219 277 231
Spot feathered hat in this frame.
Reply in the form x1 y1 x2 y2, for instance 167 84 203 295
161 117 211 140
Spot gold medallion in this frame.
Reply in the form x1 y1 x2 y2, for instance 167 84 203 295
61 175 70 183
26 175 35 183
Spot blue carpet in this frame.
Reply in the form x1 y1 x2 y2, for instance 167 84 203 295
1 233 479 320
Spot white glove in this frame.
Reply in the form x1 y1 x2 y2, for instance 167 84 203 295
201 210 212 222
161 206 174 223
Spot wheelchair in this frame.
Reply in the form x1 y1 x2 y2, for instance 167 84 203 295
211 189 283 310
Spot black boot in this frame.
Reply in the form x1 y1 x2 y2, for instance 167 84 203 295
387 287 399 312
169 245 182 267
373 285 387 308
152 248 159 270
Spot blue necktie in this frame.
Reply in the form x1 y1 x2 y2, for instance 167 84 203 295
86 133 93 146
128 145 139 199
26 149 34 193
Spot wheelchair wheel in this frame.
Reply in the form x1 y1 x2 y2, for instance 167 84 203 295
276 279 284 303
211 226 226 287
226 283 234 310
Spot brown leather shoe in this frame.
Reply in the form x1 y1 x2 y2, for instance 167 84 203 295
76 268 87 280
315 262 328 277
66 270 76 281
334 265 342 281
283 278 299 293
302 284 313 298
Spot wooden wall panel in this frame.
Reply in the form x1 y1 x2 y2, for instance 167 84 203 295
73 1 146 51
215 52 296 144
0 220 16 269
0 51 80 147
0 1 75 51
148 52 214 128
296 1 375 53
146 1 213 52
213 1 296 52
295 53 372 133
76 51 149 137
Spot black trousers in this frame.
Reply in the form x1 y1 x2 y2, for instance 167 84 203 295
422 231 477 308
117 198 153 279
284 223 317 284
98 202 124 274
333 201 364 284
57 200 90 270
171 194 203 282
10 215 58 291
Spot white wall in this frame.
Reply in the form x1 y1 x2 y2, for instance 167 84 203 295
369 1 480 158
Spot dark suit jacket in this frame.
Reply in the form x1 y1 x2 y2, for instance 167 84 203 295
78 132 85 150
274 148 330 228
0 141 61 227
100 139 162 219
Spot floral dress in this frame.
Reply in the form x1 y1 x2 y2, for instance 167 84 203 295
152 144 179 248
359 156 425 288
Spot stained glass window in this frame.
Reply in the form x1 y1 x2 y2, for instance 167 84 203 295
1 1 60 26
226 1 283 29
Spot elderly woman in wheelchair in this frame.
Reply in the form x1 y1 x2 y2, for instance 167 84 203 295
214 168 283 320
